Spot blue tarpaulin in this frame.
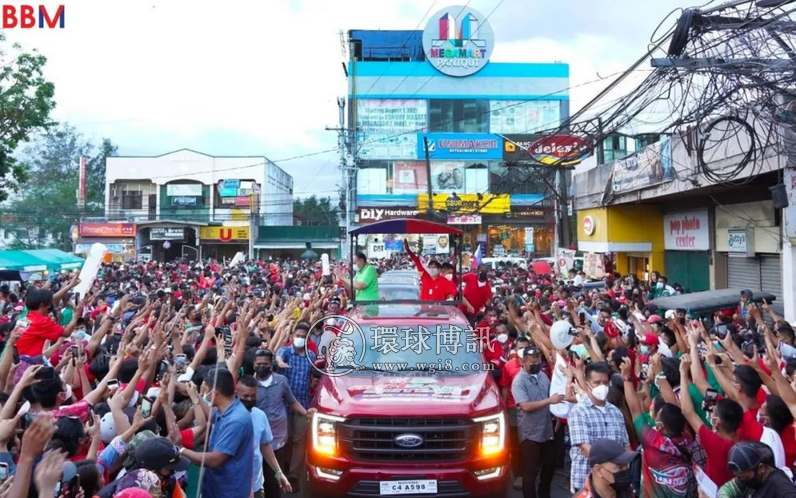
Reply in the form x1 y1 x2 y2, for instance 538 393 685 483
349 30 424 61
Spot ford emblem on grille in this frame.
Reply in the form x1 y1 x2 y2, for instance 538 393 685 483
394 433 424 448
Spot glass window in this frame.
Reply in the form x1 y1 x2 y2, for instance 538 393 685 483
429 100 489 133
121 191 143 210
489 163 547 195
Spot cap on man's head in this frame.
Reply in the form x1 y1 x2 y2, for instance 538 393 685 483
642 334 660 346
647 314 663 325
522 346 540 358
741 289 754 298
728 441 763 474
134 436 190 472
588 439 638 467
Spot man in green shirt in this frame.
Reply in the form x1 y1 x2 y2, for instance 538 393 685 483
336 252 379 302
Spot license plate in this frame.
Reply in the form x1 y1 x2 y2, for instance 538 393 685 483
379 479 438 495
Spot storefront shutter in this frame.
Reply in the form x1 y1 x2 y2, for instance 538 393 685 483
760 255 782 298
727 256 761 290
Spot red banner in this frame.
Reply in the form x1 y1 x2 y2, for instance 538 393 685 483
79 223 137 238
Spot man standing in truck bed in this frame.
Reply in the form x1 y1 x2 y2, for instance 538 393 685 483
404 238 457 301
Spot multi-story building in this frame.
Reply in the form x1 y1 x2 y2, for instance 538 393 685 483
77 149 293 262
572 120 796 321
346 7 569 259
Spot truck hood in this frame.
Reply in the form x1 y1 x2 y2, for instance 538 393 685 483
315 372 502 418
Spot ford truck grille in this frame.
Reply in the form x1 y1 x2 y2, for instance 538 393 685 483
338 417 478 463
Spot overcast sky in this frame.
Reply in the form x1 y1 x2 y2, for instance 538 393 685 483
6 0 699 196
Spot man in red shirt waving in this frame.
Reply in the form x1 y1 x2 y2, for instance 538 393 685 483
459 268 492 326
404 239 457 302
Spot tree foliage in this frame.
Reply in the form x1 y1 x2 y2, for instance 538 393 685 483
293 195 340 226
2 124 117 249
0 34 57 202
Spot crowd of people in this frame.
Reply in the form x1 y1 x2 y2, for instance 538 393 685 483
0 252 794 498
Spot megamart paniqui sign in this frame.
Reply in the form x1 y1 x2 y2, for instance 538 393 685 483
422 6 495 77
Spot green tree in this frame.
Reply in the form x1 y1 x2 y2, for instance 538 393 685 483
3 124 117 249
293 195 340 226
0 34 56 202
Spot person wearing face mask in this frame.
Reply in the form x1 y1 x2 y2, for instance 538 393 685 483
459 269 492 327
252 350 309 498
725 442 796 498
179 367 254 498
275 325 316 488
236 375 291 498
574 439 637 498
403 240 458 302
676 354 742 487
512 347 563 498
17 287 83 357
569 363 630 493
335 252 379 302
621 357 702 498
501 337 531 490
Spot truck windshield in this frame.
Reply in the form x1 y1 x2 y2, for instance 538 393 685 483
338 324 488 374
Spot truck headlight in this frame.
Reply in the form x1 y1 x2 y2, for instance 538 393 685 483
312 412 345 456
474 413 505 457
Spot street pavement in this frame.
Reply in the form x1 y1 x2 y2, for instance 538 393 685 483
285 471 573 498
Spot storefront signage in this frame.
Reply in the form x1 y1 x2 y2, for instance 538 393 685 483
150 228 184 241
418 133 503 160
611 137 673 193
357 100 426 160
418 193 510 214
502 134 541 162
421 235 450 254
422 5 494 77
79 223 137 238
222 179 240 190
75 243 131 255
171 196 198 206
529 135 590 166
664 210 709 251
728 227 755 257
234 196 251 207
199 226 249 242
166 184 203 197
583 215 596 236
447 214 482 225
524 227 535 253
509 209 546 218
357 207 421 224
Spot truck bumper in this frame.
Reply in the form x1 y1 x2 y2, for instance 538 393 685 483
306 463 509 498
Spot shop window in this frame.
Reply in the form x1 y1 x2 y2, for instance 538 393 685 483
464 164 488 194
122 190 143 210
357 166 388 195
429 100 489 133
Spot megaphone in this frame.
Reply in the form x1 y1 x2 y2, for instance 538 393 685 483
550 320 577 350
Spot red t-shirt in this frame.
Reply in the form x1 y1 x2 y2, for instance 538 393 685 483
419 272 457 301
500 358 523 408
739 408 764 441
17 310 64 357
698 425 736 487
458 273 492 317
782 423 796 469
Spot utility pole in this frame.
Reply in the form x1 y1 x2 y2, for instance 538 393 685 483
559 169 572 249
424 136 434 219
338 97 349 260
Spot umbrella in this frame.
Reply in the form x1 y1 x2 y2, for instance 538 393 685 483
532 260 553 276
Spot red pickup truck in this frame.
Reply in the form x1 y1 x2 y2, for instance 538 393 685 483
304 303 508 498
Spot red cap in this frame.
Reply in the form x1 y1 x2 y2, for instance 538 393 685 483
647 314 663 324
603 321 620 339
642 334 659 346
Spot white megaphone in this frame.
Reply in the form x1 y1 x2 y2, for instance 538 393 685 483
550 320 576 350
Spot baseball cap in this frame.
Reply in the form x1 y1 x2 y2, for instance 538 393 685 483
588 439 638 467
728 442 763 473
641 334 660 346
741 289 754 298
647 314 663 324
134 436 190 472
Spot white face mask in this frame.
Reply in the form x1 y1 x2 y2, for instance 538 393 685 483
517 349 525 359
496 333 509 344
293 337 306 349
656 282 664 290
444 274 453 281
477 280 487 287
591 384 609 402
428 268 439 277
354 263 362 272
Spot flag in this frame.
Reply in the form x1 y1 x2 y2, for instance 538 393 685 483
472 245 482 270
